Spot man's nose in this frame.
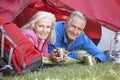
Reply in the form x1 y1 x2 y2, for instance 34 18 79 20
73 28 78 34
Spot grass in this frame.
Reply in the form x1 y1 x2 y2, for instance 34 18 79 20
3 61 120 80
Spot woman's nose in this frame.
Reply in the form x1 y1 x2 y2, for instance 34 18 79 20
42 27 50 32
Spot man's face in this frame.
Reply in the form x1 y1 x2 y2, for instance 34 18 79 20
66 16 85 41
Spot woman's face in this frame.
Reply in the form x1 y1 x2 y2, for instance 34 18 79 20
35 17 52 41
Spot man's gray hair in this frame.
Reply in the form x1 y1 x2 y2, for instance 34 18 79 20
67 11 87 24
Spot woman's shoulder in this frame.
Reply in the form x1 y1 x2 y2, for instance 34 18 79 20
22 29 35 34
22 29 33 32
22 29 36 36
22 29 38 41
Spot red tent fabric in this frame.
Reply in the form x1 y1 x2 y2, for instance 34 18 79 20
60 0 120 32
13 0 71 27
0 0 31 21
0 0 120 40
0 0 101 39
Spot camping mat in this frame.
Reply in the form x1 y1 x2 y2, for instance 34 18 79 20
42 50 87 65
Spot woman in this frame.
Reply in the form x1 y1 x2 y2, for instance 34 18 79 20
21 11 66 62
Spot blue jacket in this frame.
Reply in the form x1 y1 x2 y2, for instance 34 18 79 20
48 21 106 62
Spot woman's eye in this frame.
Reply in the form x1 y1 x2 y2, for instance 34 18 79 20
38 25 44 28
37 25 52 30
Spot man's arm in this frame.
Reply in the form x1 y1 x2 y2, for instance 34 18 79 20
82 33 107 62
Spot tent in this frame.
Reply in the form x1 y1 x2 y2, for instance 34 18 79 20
0 0 120 51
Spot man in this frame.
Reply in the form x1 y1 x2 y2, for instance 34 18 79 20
48 11 106 63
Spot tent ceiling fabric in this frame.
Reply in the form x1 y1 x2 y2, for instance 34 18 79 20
13 0 72 27
0 0 119 41
0 0 119 31
0 0 101 40
0 0 31 21
60 0 120 32
14 0 102 40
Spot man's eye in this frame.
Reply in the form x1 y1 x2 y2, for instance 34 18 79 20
71 25 75 28
47 26 52 29
78 28 82 31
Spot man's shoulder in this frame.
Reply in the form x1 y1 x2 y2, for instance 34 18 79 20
79 31 85 37
56 21 66 24
56 21 66 27
55 21 66 30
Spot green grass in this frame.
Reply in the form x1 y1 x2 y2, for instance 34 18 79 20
3 62 120 80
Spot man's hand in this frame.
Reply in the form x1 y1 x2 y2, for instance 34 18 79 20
49 48 67 62
78 53 89 62
78 53 97 65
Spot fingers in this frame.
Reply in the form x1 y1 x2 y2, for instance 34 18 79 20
78 53 89 62
78 53 97 65
92 57 97 64
49 48 68 62
62 55 67 62
49 51 67 62
52 56 67 62
52 56 64 62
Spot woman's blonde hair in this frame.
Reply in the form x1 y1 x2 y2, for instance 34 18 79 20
21 11 56 44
